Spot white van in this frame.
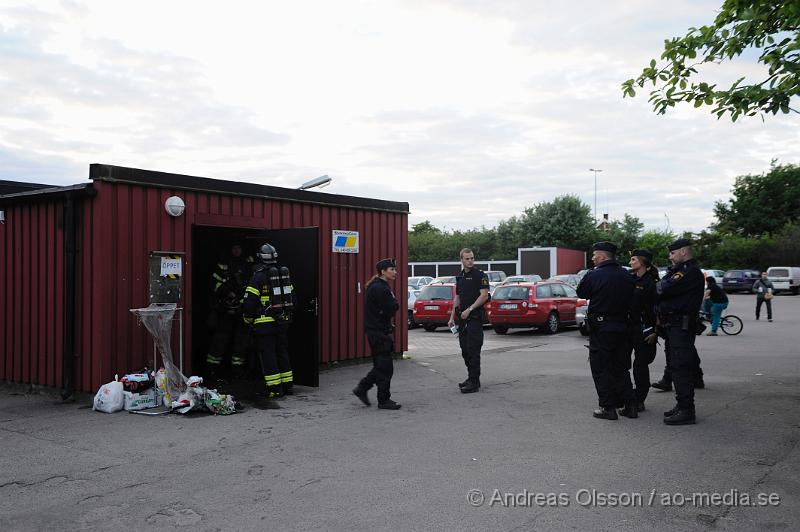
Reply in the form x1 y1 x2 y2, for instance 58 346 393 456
767 266 800 295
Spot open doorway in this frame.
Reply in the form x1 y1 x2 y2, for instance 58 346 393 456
191 225 320 388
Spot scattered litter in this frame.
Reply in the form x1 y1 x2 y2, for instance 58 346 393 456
471 458 477 461
123 388 159 411
755 373 764 376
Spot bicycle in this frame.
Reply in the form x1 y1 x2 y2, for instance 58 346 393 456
698 311 743 336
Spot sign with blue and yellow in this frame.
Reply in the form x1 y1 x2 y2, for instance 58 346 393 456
332 230 359 254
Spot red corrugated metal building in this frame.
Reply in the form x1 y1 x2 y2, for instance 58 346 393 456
0 164 409 396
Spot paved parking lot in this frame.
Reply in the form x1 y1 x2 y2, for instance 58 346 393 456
1 294 798 531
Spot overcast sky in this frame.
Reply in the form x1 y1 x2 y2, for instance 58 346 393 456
1 0 797 233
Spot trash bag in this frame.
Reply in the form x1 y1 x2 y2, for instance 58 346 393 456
93 379 124 413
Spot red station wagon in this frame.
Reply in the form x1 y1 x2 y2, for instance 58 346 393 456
412 283 456 331
486 281 586 334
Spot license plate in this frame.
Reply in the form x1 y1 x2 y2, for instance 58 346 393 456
727 280 738 283
500 303 518 310
424 305 439 310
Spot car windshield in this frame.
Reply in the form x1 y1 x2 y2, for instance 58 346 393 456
724 271 742 279
492 286 529 300
769 269 789 277
418 285 453 301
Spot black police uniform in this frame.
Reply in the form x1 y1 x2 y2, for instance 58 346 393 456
656 254 704 422
206 253 254 378
576 254 635 417
456 267 489 391
355 273 400 407
628 270 657 408
243 261 295 398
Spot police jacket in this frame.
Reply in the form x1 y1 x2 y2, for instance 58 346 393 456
242 262 295 330
629 272 657 334
455 268 490 321
656 258 704 318
364 277 399 334
576 260 634 331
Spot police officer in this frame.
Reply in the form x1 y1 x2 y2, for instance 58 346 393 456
242 243 296 401
205 242 254 382
353 258 401 410
657 238 705 425
627 249 659 413
448 248 490 394
576 242 635 420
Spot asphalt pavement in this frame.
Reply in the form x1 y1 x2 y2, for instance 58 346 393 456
1 293 798 531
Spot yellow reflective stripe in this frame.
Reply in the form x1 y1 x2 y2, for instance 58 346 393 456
243 317 254 324
246 286 260 296
260 296 270 304
206 355 222 364
264 375 282 385
280 372 293 383
214 282 223 291
231 357 246 366
217 263 228 270
213 273 225 281
280 371 293 378
254 316 275 324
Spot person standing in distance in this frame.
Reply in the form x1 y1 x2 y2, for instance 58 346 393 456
448 248 490 394
627 249 659 412
576 242 635 420
657 238 705 425
752 272 775 322
353 258 401 410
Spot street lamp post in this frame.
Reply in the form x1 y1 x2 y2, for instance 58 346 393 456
589 168 602 224
298 175 332 190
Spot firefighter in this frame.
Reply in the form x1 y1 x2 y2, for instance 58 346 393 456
243 242 296 400
205 242 254 382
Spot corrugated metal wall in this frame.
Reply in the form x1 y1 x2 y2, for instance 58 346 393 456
0 200 65 388
72 180 408 393
556 248 586 275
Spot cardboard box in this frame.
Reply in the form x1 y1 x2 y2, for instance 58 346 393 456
123 388 160 411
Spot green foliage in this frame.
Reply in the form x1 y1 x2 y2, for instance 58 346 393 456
598 214 645 257
517 195 596 249
713 162 800 235
622 0 800 120
635 229 678 267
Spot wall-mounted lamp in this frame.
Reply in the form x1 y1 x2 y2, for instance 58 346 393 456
164 196 185 217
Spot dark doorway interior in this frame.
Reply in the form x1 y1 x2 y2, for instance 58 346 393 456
191 226 320 388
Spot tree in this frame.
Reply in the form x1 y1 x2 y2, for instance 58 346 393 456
636 229 677 267
713 162 800 236
622 1 800 121
517 195 595 249
598 214 644 256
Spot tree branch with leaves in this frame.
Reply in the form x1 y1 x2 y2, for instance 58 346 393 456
622 0 800 121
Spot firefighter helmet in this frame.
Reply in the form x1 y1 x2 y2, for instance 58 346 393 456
257 243 278 263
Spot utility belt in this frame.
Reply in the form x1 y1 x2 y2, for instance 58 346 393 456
586 313 627 326
659 312 695 331
455 305 484 322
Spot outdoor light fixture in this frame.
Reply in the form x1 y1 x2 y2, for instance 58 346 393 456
164 196 186 217
298 175 332 190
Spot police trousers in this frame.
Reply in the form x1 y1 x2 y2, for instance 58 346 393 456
629 331 657 403
660 333 703 385
589 330 633 408
359 331 395 403
459 319 483 382
254 323 292 393
665 325 698 411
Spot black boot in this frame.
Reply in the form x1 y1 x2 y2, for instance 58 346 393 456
694 379 705 389
618 404 639 419
663 405 679 417
378 399 402 410
460 380 480 394
664 409 696 425
283 383 294 396
352 387 370 406
651 379 672 392
592 407 618 420
635 401 645 412
458 378 470 389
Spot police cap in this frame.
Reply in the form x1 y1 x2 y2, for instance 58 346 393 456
667 238 692 251
592 241 618 254
631 249 653 261
375 258 396 273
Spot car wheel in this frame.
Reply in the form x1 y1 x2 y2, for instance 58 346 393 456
545 312 559 334
579 322 589 336
408 310 416 329
423 324 437 332
792 287 799 295
493 325 508 335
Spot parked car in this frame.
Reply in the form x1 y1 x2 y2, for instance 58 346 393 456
501 274 543 285
657 266 669 279
407 286 419 328
485 281 583 334
408 276 434 290
702 269 725 285
430 275 457 285
484 270 508 293
412 283 456 331
722 269 761 293
548 274 580 288
767 266 800 295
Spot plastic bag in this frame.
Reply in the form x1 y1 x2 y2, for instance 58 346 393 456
93 378 124 413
